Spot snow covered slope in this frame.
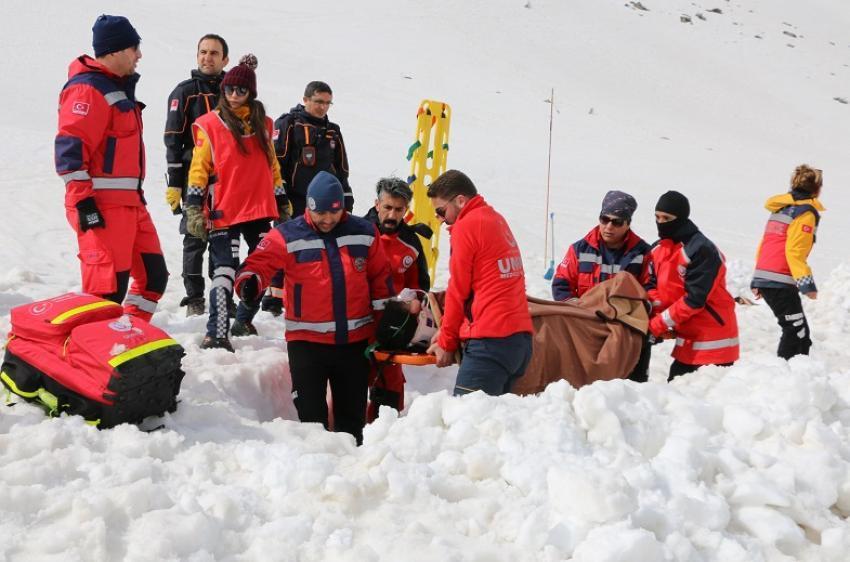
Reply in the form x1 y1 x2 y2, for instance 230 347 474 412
1 1 849 560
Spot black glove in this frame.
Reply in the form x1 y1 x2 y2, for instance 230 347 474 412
411 222 434 239
239 275 260 303
76 197 105 231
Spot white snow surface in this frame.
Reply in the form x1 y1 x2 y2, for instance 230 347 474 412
2 1 850 560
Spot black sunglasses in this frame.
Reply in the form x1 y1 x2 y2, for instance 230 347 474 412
223 85 250 96
599 215 626 227
435 196 458 218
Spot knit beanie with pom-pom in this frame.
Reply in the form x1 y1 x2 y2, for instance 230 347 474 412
222 54 258 96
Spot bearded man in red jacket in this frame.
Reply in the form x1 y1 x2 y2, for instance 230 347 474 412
426 170 533 396
364 177 430 419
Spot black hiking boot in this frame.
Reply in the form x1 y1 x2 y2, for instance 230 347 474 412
201 335 234 352
182 297 206 317
230 320 258 337
261 295 283 317
227 299 237 319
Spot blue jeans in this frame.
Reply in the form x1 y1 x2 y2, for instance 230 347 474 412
454 332 533 396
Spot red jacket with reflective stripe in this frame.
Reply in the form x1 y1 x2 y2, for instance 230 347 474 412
552 227 651 300
438 195 533 353
192 111 277 229
648 230 739 365
55 56 146 208
234 213 393 345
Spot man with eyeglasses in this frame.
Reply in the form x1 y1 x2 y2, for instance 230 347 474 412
55 15 167 321
363 177 431 419
260 81 354 316
425 170 533 396
551 190 653 381
164 33 229 317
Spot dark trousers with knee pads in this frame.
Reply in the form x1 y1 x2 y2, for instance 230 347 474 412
760 286 812 359
206 219 270 338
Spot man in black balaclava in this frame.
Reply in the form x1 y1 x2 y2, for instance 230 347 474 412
647 191 740 380
654 190 696 241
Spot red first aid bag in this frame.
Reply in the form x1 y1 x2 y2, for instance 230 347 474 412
2 293 185 428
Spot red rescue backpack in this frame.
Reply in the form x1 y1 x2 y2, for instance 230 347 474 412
1 293 185 428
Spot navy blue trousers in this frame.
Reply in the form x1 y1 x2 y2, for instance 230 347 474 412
206 219 270 338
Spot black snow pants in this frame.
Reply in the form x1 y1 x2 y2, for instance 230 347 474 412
287 339 370 445
180 212 209 302
760 286 812 359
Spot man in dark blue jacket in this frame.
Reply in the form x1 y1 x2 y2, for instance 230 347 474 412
163 34 228 316
261 81 353 316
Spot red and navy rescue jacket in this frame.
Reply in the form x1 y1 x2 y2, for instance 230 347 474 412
55 55 146 208
751 190 824 294
552 227 651 300
234 213 393 345
647 221 739 365
364 207 430 293
438 195 533 353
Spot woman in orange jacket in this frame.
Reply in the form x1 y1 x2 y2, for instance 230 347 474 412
184 54 289 351
751 165 824 359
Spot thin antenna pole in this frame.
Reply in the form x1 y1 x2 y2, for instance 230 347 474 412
543 88 555 264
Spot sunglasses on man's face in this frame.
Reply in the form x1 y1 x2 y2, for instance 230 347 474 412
599 215 626 227
434 196 458 218
224 85 250 96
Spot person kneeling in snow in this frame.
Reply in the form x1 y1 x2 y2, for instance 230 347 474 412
234 172 392 445
647 190 739 380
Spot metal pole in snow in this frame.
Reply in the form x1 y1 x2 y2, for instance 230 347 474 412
543 88 555 279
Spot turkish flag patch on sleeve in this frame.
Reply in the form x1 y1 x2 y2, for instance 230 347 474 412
71 101 90 116
802 225 813 234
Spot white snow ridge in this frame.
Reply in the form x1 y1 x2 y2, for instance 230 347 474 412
1 0 849 560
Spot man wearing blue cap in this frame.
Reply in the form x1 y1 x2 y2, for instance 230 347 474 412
234 172 393 445
55 15 168 321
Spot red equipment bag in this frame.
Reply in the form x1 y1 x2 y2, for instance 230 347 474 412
1 293 185 428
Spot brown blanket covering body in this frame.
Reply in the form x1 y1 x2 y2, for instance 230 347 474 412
512 272 649 395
